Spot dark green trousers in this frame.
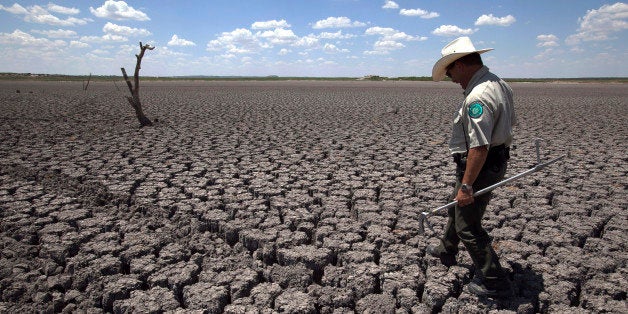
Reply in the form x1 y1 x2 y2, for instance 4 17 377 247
439 158 508 286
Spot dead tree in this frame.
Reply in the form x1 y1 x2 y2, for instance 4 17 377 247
82 73 91 91
121 42 154 127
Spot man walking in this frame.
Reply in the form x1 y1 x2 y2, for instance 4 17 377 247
428 37 516 297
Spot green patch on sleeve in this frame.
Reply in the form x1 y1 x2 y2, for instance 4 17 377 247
468 102 484 118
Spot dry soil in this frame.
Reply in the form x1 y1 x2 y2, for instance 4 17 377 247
0 80 626 313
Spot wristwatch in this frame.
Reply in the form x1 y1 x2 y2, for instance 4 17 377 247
461 184 473 194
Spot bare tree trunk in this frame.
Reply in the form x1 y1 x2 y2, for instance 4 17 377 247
83 73 91 91
121 42 154 127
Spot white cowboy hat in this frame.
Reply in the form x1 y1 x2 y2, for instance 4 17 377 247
432 37 493 82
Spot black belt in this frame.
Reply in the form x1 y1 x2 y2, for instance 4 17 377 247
453 144 509 165
453 152 466 164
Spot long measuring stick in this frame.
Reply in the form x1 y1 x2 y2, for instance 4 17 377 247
418 140 566 234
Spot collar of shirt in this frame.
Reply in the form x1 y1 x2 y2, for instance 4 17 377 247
463 66 490 97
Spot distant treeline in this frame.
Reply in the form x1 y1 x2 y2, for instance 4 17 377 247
503 77 628 83
0 72 626 83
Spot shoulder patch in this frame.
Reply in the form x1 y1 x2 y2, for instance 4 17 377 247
468 102 484 119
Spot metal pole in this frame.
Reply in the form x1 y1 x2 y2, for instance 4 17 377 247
418 152 565 234
421 154 566 217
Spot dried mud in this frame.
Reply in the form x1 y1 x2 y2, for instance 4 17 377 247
0 80 626 313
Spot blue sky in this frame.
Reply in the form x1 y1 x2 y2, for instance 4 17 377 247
1 0 627 78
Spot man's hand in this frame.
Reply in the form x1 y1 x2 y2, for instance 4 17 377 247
455 187 474 207
457 145 488 207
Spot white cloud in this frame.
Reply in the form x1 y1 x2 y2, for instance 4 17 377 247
364 50 389 55
1 3 90 26
323 43 349 54
400 8 439 19
535 34 561 60
365 27 426 41
90 48 110 55
537 34 559 42
566 2 628 45
318 30 355 39
79 35 104 42
0 29 66 48
26 12 81 26
69 40 90 48
101 33 128 42
103 22 151 37
257 28 299 45
365 27 397 36
382 1 399 9
374 40 405 50
207 26 306 55
168 34 196 46
312 16 366 29
570 46 585 53
278 48 290 55
31 29 77 38
153 46 189 57
294 34 319 47
207 28 262 54
432 25 477 36
64 17 91 26
252 19 291 30
537 34 559 47
47 3 80 15
90 0 150 21
534 49 553 60
0 3 28 15
475 14 516 26
364 26 425 54
80 34 128 43
241 56 253 64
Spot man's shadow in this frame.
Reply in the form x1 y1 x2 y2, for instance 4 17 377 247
476 261 544 312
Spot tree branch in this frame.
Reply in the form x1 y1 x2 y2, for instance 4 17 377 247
121 67 134 95
120 41 154 127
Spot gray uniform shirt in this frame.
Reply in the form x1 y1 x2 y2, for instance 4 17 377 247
449 66 516 155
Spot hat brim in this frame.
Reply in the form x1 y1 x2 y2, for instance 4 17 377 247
431 48 493 82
